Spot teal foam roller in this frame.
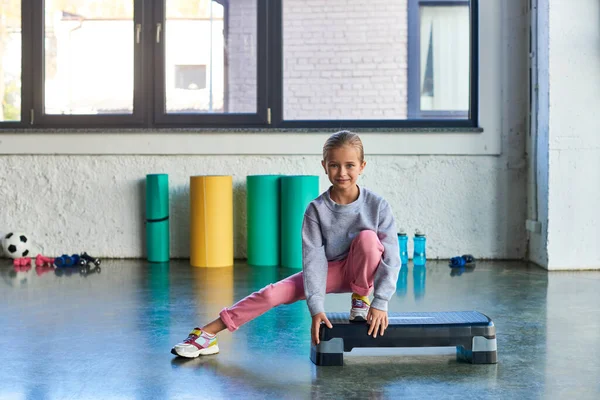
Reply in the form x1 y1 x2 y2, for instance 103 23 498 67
280 175 320 269
146 174 169 220
147 219 170 263
247 175 282 267
146 174 170 262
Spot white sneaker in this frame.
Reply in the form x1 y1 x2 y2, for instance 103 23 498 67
349 297 370 322
171 328 219 358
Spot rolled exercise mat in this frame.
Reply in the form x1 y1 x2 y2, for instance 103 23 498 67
146 174 170 262
190 175 234 268
247 175 282 266
280 175 320 269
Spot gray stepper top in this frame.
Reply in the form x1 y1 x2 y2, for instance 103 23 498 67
326 311 491 325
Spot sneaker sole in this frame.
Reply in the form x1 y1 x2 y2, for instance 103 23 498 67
349 308 369 322
171 345 220 358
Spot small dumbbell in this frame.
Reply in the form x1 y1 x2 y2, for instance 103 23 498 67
54 254 74 268
80 252 101 267
13 257 31 267
35 254 54 267
71 254 81 266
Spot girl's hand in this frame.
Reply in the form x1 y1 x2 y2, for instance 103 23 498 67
311 312 333 345
367 307 388 338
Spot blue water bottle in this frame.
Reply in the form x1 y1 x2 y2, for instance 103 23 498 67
413 230 426 266
397 230 408 265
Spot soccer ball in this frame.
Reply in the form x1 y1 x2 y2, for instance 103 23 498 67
2 232 32 259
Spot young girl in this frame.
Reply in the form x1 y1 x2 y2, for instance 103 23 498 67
172 131 401 358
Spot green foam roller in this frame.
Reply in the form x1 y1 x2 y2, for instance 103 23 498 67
247 175 282 266
146 174 169 219
147 220 170 263
281 175 320 269
146 174 170 263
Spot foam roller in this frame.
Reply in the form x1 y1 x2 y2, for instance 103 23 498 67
247 175 282 266
146 174 170 263
280 175 320 269
190 175 233 268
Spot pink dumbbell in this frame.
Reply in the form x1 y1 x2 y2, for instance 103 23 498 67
35 254 54 267
13 257 31 267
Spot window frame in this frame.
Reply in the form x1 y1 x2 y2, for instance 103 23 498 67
271 0 478 129
407 0 477 121
30 0 146 128
0 0 30 128
152 0 269 127
0 0 479 130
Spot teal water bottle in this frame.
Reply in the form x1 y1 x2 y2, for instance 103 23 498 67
397 230 408 265
413 230 426 266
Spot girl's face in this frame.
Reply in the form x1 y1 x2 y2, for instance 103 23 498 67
322 145 366 191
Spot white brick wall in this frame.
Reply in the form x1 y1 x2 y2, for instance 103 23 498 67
226 0 408 118
227 0 258 113
283 0 408 120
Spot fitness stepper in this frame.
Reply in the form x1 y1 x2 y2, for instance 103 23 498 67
310 311 497 366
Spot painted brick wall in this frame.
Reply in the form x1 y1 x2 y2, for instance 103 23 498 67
283 0 408 120
226 0 408 118
227 0 258 113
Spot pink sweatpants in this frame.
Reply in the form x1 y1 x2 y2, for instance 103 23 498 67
220 230 384 332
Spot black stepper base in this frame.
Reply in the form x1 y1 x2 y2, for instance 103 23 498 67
310 311 498 366
310 347 344 367
457 348 498 364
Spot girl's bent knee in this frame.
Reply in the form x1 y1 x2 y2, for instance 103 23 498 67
355 230 383 251
357 230 378 242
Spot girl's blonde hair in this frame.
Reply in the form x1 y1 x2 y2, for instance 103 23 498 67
322 130 364 162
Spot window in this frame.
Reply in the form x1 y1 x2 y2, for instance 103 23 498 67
43 5 135 115
162 1 259 115
407 0 473 119
0 0 477 129
0 0 21 123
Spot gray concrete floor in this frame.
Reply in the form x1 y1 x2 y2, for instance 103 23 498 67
0 259 599 399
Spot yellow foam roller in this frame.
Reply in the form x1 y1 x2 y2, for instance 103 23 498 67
190 175 233 268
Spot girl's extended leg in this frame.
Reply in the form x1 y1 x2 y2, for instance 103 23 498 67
172 265 346 357
219 263 346 332
202 317 227 335
172 231 382 357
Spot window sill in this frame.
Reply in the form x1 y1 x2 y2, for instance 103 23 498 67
0 126 483 134
0 126 496 156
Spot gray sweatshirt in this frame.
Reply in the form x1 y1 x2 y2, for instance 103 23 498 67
301 186 401 316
